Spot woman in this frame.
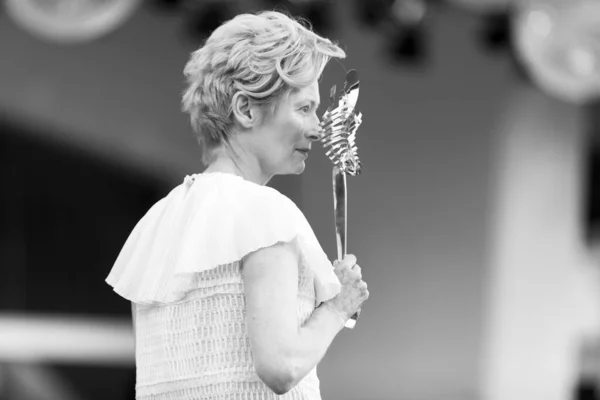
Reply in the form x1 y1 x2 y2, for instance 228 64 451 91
106 10 369 399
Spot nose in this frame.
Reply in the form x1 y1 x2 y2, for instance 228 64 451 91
305 113 321 141
305 129 320 141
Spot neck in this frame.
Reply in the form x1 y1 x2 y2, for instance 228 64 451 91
204 149 272 186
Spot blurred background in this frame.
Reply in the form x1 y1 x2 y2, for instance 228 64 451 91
1 0 600 399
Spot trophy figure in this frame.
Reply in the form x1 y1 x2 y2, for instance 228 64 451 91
319 70 363 329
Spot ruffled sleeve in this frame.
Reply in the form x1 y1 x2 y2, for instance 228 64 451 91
105 173 341 306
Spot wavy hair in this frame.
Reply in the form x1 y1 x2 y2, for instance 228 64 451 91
181 10 346 165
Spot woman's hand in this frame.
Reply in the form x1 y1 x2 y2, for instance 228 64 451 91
325 254 369 322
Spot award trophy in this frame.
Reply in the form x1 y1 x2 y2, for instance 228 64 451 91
319 70 363 329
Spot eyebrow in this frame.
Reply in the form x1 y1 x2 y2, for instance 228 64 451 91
296 99 320 109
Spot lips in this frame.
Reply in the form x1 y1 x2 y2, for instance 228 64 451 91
296 149 310 156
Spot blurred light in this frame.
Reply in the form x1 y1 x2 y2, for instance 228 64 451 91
0 314 133 365
3 0 143 44
353 0 428 64
528 9 553 38
387 0 428 64
514 0 600 104
392 0 427 25
569 46 596 77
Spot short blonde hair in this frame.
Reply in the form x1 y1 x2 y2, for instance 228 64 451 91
181 10 346 165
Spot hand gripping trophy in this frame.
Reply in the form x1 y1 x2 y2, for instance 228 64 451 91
318 70 363 329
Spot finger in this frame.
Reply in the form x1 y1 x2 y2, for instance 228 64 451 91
336 266 358 284
333 264 350 282
334 257 354 273
333 261 347 274
351 265 362 280
343 254 357 267
356 281 368 298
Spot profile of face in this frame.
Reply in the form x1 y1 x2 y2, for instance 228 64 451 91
235 80 322 180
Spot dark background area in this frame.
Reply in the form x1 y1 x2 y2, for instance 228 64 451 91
0 119 166 316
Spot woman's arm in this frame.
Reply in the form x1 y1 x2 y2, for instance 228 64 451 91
242 241 346 395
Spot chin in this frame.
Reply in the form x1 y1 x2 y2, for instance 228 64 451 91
277 160 306 176
292 161 306 175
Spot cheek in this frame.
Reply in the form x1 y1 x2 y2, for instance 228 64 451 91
292 116 308 138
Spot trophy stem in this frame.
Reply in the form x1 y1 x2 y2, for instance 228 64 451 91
333 166 346 259
332 166 361 329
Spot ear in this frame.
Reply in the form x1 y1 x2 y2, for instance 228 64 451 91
232 92 259 129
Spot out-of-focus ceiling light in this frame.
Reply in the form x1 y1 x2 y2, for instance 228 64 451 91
392 0 427 25
513 0 600 104
387 0 428 64
4 0 142 44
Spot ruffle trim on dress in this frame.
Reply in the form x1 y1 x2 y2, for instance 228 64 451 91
106 173 341 307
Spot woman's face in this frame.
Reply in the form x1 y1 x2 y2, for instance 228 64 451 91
246 80 321 178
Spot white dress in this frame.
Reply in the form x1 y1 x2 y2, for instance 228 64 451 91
106 172 341 400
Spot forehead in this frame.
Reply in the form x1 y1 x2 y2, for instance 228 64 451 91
290 81 320 104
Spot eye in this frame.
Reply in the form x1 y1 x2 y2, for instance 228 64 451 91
300 105 310 113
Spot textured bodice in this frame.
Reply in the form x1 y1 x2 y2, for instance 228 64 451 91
134 260 321 400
